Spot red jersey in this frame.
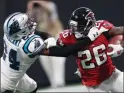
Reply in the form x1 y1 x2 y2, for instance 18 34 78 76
57 20 115 86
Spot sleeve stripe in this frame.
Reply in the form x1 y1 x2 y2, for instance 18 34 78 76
23 35 40 54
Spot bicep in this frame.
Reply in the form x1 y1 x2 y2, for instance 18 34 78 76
108 26 124 36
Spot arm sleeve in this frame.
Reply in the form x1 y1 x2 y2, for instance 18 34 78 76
39 36 91 57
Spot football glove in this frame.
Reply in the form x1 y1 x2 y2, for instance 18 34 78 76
107 44 124 57
44 37 56 48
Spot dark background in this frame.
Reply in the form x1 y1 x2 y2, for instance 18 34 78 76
0 0 124 87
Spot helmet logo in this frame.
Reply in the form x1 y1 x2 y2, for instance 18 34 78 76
9 21 21 35
85 11 94 20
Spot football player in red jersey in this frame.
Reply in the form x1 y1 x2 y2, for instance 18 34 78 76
54 7 124 92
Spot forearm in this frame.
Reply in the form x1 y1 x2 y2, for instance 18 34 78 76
109 26 124 47
40 36 91 57
109 26 124 36
122 27 124 47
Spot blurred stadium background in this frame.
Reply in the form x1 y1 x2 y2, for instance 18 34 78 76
0 0 124 92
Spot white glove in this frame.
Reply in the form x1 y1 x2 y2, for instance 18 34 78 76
87 27 106 41
44 37 56 48
107 44 124 57
74 68 81 78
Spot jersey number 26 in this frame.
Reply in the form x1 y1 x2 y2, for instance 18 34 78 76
78 44 107 69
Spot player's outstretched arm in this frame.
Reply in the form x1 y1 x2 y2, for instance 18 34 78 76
40 36 91 57
30 36 92 57
35 27 105 57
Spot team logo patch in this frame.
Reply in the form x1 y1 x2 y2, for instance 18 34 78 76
34 39 41 49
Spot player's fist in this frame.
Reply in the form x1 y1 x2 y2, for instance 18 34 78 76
107 44 124 57
87 27 106 41
44 37 56 48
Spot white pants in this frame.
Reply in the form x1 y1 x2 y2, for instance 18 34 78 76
39 56 66 87
86 69 123 92
1 73 37 93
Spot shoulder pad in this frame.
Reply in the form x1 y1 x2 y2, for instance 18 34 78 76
23 35 43 54
96 20 114 31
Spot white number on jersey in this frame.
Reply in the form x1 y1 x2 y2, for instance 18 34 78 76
61 30 72 38
78 44 107 69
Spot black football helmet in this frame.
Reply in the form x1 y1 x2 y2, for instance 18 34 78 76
69 7 96 36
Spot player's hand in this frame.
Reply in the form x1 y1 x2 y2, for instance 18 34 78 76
87 27 106 41
44 37 56 48
107 44 124 57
